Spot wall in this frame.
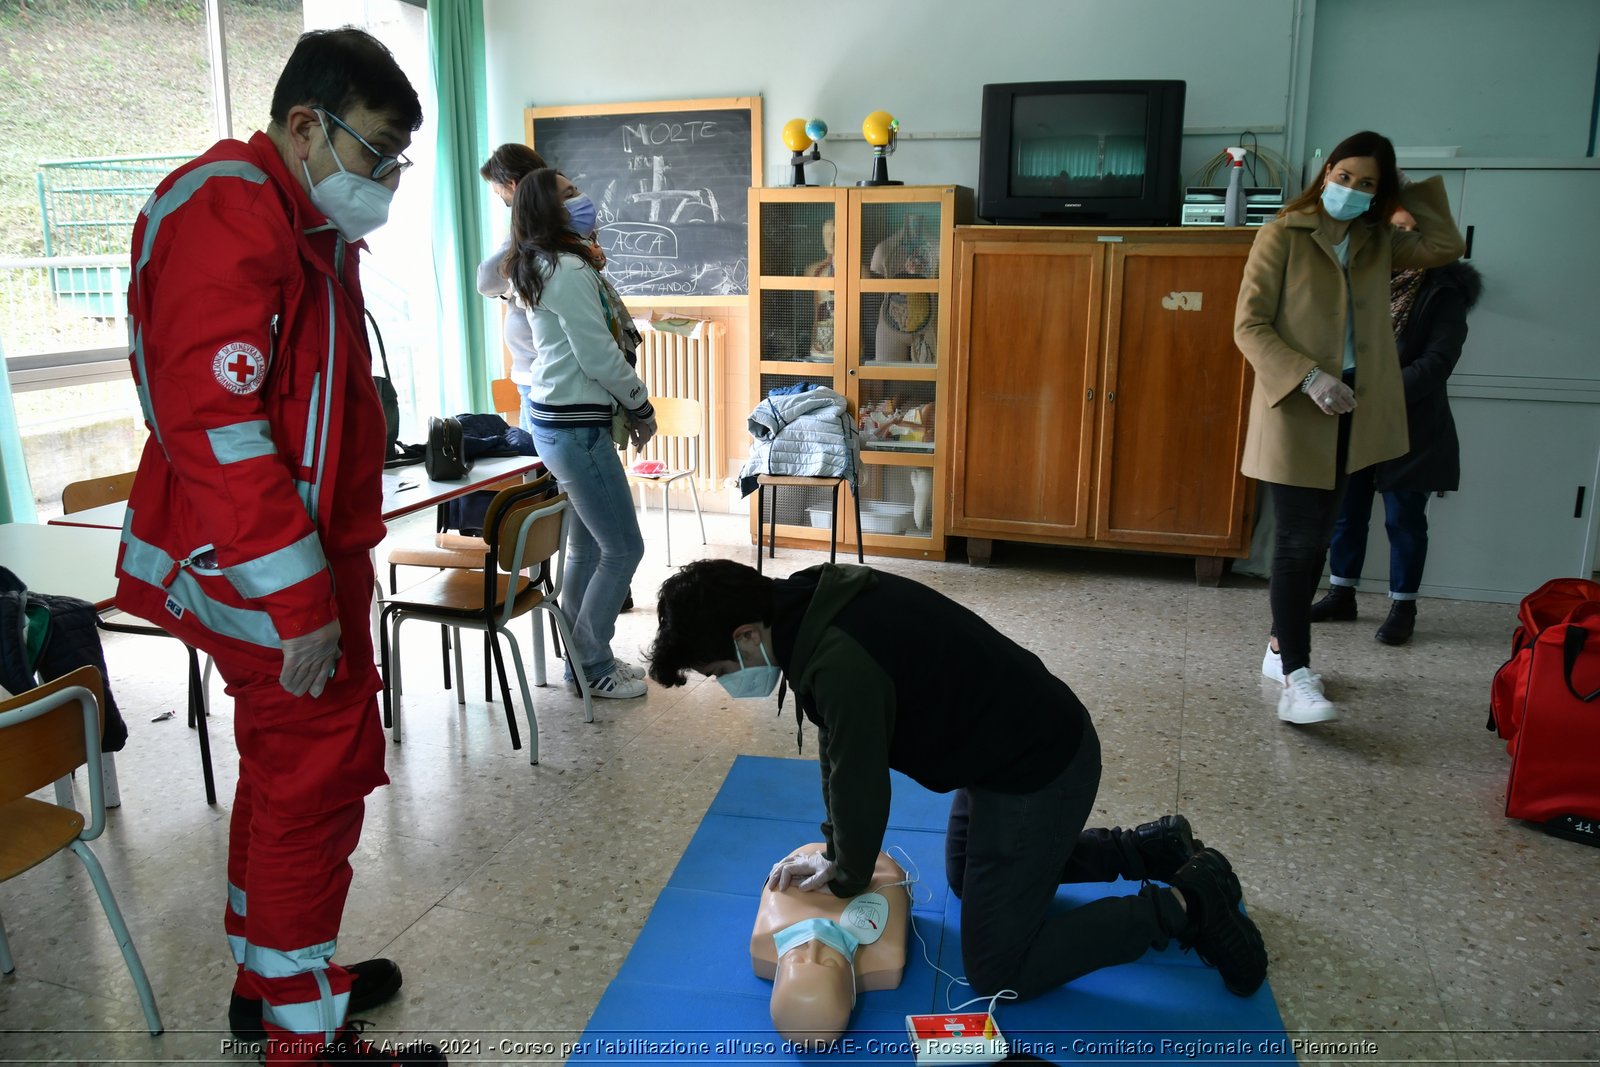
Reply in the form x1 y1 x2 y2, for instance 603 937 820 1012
485 0 1305 196
1305 0 1600 160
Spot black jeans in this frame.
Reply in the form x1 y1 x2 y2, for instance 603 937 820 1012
1266 411 1354 676
944 722 1186 1000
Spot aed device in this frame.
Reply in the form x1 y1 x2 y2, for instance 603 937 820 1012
905 1011 1008 1065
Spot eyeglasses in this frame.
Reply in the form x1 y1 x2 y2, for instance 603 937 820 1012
318 108 412 181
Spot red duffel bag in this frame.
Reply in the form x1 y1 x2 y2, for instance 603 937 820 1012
1488 577 1600 743
1494 594 1600 842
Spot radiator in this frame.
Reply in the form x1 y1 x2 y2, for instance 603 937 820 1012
631 318 724 494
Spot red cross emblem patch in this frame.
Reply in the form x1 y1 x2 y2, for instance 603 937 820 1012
213 342 266 395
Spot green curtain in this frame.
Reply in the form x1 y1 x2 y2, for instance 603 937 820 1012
0 338 38 524
428 0 494 415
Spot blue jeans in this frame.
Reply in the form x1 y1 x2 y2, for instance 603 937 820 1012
1327 464 1429 598
527 423 644 679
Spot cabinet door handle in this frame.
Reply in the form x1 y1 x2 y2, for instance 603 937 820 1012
1086 388 1094 401
848 368 857 376
1107 390 1116 403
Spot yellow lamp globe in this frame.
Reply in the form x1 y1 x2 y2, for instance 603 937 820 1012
861 110 897 148
782 118 812 153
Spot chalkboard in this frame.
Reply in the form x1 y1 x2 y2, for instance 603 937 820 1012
526 97 762 304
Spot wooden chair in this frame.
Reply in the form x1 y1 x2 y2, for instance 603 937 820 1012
385 380 536 696
626 396 707 566
379 481 589 765
0 666 163 1035
61 473 217 806
60 471 137 515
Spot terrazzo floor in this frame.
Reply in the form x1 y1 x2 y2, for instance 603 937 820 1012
2 509 1596 1065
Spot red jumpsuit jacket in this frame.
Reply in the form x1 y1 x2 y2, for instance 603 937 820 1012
116 132 387 678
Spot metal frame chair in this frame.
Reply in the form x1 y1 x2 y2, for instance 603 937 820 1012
61 473 217 806
625 396 707 566
379 482 590 764
0 666 163 1035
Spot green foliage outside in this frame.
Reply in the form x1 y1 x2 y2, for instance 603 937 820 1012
0 0 301 257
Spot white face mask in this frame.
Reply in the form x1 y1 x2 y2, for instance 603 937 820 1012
302 112 394 242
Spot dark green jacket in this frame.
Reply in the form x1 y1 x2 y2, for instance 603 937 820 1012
772 564 1087 896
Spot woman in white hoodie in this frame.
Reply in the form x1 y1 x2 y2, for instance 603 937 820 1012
503 168 655 698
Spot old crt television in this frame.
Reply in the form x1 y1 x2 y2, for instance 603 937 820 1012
978 80 1186 225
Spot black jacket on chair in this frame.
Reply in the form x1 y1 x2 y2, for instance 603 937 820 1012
0 565 127 751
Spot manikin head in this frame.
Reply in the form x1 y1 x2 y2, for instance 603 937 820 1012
771 923 856 1044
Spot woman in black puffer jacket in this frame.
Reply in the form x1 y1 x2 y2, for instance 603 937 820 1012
1313 211 1483 646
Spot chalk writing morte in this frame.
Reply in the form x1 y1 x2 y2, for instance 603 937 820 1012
527 97 762 302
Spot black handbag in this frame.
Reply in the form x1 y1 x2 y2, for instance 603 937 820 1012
424 416 472 481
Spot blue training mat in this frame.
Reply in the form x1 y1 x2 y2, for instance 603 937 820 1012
571 755 1291 1065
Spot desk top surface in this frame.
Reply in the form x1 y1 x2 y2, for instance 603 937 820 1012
46 455 547 532
0 522 122 609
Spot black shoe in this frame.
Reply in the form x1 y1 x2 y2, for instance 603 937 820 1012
1309 585 1357 622
1132 815 1203 883
1375 600 1416 646
300 1022 446 1065
1169 848 1268 997
230 958 403 1043
622 587 635 612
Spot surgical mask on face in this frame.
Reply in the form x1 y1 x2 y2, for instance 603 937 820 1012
773 917 860 963
1321 180 1374 222
718 641 781 699
565 192 598 237
302 113 394 242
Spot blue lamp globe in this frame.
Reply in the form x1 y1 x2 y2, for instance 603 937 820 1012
805 118 829 143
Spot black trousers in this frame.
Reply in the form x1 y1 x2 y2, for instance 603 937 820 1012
1265 411 1354 676
944 721 1186 1000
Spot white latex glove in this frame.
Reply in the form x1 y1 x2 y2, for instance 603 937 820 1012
279 618 342 698
628 410 658 451
1302 368 1357 415
767 850 836 893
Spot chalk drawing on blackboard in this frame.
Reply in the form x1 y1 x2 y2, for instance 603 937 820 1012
526 96 761 302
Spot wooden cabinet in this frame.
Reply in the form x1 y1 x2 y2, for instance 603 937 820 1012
747 185 972 560
948 227 1258 578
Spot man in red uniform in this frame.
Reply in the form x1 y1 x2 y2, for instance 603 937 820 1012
116 28 442 1066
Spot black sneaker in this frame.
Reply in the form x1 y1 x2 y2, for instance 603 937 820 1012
293 1022 446 1065
230 959 403 1043
1309 585 1357 622
1169 848 1268 997
1132 815 1203 883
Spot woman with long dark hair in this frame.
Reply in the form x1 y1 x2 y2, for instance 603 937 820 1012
503 167 654 699
1235 131 1464 724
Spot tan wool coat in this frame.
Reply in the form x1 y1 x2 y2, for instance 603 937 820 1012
1234 176 1465 488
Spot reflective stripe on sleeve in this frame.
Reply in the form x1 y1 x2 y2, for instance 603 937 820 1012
222 532 327 600
136 161 268 276
228 882 246 917
120 524 283 649
206 420 277 465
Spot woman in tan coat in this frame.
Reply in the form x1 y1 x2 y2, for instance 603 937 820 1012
1234 130 1463 725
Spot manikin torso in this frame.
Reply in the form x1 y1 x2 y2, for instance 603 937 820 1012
750 846 909 1045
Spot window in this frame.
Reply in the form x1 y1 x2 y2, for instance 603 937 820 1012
0 0 435 518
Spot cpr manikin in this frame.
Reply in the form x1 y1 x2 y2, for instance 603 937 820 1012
750 845 910 1045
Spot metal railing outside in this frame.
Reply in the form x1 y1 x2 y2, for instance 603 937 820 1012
35 154 189 318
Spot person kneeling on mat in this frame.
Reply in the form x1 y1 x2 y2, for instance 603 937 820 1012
648 560 1268 1002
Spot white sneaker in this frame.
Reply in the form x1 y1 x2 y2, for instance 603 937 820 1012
613 659 646 681
1278 667 1338 724
586 668 646 699
1261 644 1322 688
